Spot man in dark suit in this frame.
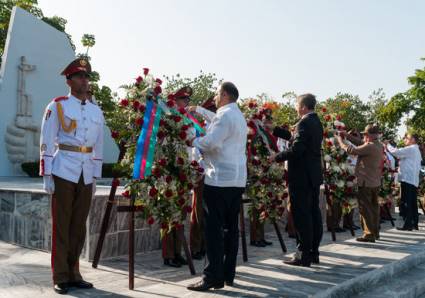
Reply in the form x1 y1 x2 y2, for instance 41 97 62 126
271 93 323 267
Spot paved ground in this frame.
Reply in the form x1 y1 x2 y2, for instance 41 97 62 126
1 216 425 298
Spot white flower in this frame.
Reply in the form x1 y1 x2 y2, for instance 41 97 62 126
324 155 332 162
332 165 341 173
347 181 354 188
339 149 345 156
337 180 345 188
340 163 347 171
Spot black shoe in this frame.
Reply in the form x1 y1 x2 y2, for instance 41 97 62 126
250 240 266 247
69 280 93 289
175 255 188 265
53 283 69 294
396 226 412 231
283 258 311 267
187 279 224 291
414 225 419 230
356 237 375 243
191 251 205 260
164 258 181 267
260 239 273 246
310 254 320 264
225 280 234 287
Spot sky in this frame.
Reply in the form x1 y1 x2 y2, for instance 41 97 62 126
38 0 425 103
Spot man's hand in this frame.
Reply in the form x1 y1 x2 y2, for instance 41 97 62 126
336 135 344 146
92 178 97 195
187 106 197 113
43 175 54 194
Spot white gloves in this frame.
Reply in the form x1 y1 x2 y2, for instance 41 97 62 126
43 175 55 194
92 178 97 196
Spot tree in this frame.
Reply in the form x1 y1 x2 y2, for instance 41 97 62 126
379 58 425 141
163 71 220 106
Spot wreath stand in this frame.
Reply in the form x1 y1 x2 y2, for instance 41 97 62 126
239 198 287 262
91 143 195 290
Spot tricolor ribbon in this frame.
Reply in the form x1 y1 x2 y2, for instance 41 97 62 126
133 98 206 180
133 100 162 179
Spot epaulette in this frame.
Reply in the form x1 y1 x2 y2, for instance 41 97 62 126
54 96 69 102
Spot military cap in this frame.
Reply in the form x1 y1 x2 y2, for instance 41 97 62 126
174 86 193 100
61 58 91 77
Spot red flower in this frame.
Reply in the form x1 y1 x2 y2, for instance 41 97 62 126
147 216 155 225
330 184 337 191
166 99 175 108
327 141 333 147
149 187 158 197
165 189 173 198
132 100 141 110
135 117 143 126
179 172 187 182
139 104 146 113
187 183 194 190
190 160 199 167
111 131 120 139
181 125 189 131
324 115 331 122
161 222 168 230
267 192 273 198
252 148 258 156
248 102 257 108
178 107 186 115
135 76 143 84
122 190 130 198
179 131 187 140
252 159 261 166
157 131 166 139
173 115 182 123
119 99 129 107
143 68 149 75
322 107 327 113
158 159 167 167
177 198 185 206
185 205 193 213
165 175 172 183
346 187 353 194
154 86 162 95
112 178 120 188
155 78 163 85
178 189 185 196
336 115 342 121
197 167 204 173
152 167 161 178
177 157 184 165
282 193 289 199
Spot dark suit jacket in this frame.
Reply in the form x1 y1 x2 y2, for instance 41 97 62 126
275 113 323 188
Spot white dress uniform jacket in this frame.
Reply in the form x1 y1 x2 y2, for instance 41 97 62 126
39 94 104 185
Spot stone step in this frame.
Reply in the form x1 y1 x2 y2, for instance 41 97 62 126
353 263 425 298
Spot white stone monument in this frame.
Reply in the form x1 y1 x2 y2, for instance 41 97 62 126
0 7 118 176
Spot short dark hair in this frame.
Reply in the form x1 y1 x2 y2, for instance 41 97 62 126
410 133 420 144
220 82 239 102
297 93 316 110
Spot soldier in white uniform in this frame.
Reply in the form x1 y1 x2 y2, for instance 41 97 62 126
39 58 104 294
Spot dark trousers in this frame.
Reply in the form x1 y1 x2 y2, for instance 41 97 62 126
52 175 92 284
202 184 244 284
289 184 323 259
400 182 419 229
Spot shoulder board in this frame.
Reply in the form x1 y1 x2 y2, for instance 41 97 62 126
53 96 69 102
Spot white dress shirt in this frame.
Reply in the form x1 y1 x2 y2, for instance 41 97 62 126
39 94 104 185
193 102 247 187
387 143 422 187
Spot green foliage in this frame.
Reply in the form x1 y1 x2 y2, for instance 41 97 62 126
379 58 425 142
163 71 221 106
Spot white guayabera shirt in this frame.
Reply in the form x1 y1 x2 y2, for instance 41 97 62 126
193 103 248 188
386 143 422 187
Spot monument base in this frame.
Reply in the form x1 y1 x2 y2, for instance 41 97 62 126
0 177 161 261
